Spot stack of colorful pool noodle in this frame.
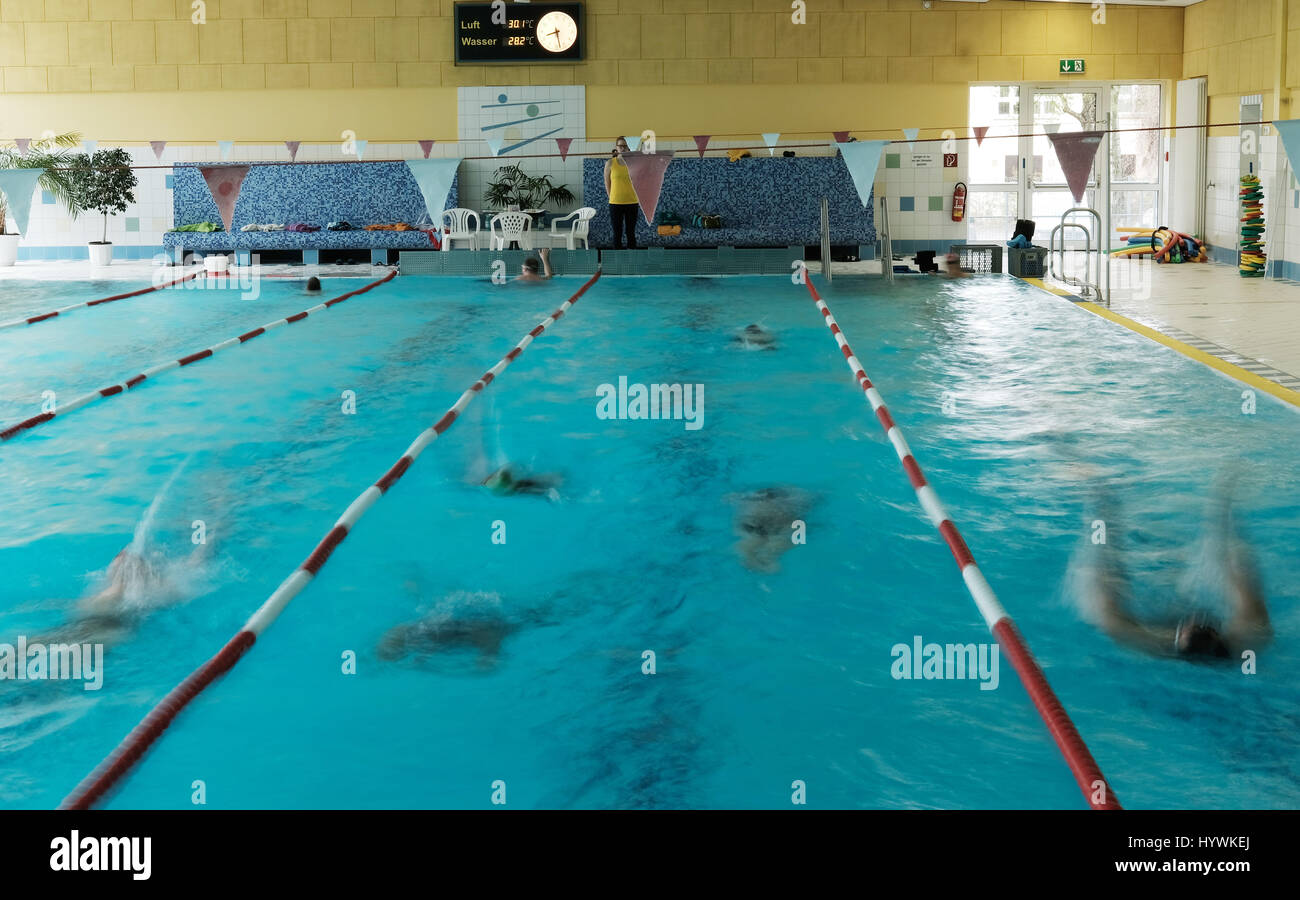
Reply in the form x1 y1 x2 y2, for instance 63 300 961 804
1240 175 1265 277
1110 227 1206 262
1111 228 1158 256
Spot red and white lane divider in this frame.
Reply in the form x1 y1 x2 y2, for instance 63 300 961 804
0 270 203 331
0 271 396 443
801 273 1122 811
60 268 603 810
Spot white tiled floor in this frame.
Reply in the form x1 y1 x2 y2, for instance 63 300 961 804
1050 257 1300 381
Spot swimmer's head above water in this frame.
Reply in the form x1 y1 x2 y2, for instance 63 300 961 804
482 467 516 495
1174 619 1231 659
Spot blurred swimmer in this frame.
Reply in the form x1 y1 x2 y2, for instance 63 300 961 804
516 247 554 283
37 459 215 648
940 253 971 279
462 395 562 500
733 323 777 351
727 486 813 573
1072 488 1271 662
377 591 521 670
480 465 563 499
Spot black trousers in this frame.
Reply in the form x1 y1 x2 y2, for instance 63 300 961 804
609 203 639 249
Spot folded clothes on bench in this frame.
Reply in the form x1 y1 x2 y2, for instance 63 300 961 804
363 223 414 231
240 223 285 232
285 223 321 232
327 221 354 231
171 221 222 232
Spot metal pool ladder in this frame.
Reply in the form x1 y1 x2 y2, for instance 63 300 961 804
877 195 894 283
820 195 832 283
1049 207 1106 305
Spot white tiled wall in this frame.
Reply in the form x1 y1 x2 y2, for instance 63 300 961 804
1205 132 1292 272
20 145 172 248
871 145 969 246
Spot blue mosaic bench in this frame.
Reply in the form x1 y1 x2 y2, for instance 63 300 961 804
164 161 457 264
582 155 874 249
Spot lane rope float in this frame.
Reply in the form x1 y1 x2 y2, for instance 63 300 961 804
0 270 203 331
800 272 1122 811
0 271 397 442
60 268 603 810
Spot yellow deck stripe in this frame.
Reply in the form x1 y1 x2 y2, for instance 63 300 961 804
1017 277 1300 410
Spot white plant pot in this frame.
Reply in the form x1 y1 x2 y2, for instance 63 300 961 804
204 254 229 275
88 242 114 267
0 233 18 267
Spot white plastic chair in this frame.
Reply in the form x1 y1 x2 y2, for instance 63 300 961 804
440 208 481 251
490 211 533 251
549 207 596 250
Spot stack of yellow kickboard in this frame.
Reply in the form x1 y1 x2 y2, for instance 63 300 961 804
1239 174 1265 277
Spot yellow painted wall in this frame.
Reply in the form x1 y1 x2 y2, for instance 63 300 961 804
1182 0 1289 133
0 0 1184 141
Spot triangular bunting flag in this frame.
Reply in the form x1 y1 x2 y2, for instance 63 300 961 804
1273 120 1300 188
622 150 674 225
625 135 641 152
218 140 234 160
14 139 31 157
837 140 891 208
419 140 435 159
1047 131 1104 203
762 133 780 155
693 135 710 158
285 140 301 161
556 137 573 161
406 158 461 223
199 165 250 234
486 136 504 156
83 139 98 155
833 131 850 144
150 141 167 160
1043 123 1060 135
355 139 368 160
0 168 46 235
972 126 989 147
903 128 919 151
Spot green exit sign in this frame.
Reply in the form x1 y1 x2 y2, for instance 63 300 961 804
1060 58 1086 74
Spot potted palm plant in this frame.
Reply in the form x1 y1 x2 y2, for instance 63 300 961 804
484 164 576 226
0 133 83 267
68 148 138 267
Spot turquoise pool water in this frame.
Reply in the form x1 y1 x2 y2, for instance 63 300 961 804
1 272 1297 810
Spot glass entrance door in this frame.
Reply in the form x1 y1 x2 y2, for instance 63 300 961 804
968 83 1163 256
1029 88 1101 248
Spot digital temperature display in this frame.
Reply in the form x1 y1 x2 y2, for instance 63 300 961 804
454 2 584 64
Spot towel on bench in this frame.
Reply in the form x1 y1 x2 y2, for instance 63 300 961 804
171 221 222 233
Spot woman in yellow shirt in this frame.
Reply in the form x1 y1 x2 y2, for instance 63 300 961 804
603 137 640 250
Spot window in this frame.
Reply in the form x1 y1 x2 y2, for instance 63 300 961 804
1110 84 1161 184
970 85 1020 185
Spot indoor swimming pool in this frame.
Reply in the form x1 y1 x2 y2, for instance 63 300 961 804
1 271 1297 810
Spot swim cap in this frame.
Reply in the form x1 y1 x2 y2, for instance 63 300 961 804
483 468 515 494
1175 620 1230 658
